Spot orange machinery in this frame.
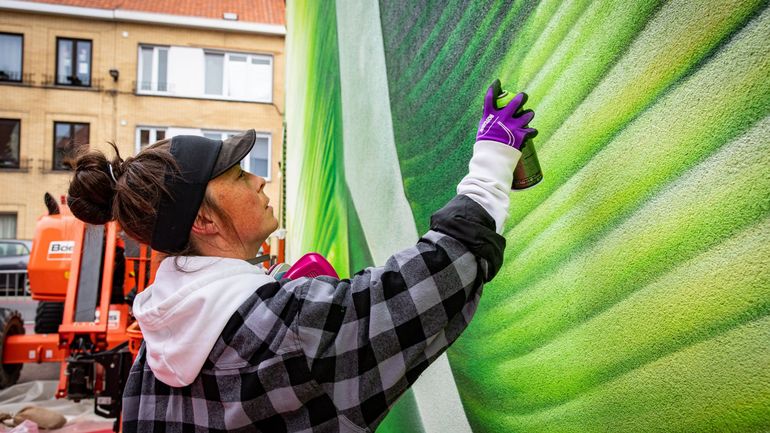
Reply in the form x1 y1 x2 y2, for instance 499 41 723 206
0 194 284 423
0 195 159 419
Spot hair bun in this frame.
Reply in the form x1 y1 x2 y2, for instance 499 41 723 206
66 139 175 247
67 148 120 225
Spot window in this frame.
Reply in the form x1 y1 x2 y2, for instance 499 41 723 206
0 214 16 239
204 53 224 95
56 38 91 86
53 122 89 170
136 126 167 152
0 33 23 82
138 45 169 92
135 46 272 102
245 135 270 179
0 119 20 168
204 51 272 102
202 130 235 141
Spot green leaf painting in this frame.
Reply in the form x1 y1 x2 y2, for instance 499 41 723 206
287 0 770 431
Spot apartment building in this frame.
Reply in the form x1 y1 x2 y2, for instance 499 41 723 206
0 0 286 240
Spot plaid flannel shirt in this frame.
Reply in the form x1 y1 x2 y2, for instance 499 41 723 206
122 194 505 432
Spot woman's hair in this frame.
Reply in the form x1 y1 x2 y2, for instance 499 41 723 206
67 141 240 256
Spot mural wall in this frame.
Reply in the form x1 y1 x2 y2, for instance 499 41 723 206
286 0 770 432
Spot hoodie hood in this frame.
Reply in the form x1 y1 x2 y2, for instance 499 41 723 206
132 256 277 387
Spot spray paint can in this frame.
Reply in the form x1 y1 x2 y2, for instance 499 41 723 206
496 90 543 190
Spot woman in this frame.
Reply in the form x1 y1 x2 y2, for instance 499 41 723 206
67 80 536 433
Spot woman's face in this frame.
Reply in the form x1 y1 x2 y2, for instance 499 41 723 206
205 164 279 258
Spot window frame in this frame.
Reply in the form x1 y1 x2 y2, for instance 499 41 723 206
203 50 274 103
135 126 167 153
0 32 24 83
136 45 170 94
0 118 21 169
201 130 236 142
55 37 93 87
52 121 89 171
249 133 272 181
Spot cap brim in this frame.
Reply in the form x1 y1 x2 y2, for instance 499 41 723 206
211 129 256 179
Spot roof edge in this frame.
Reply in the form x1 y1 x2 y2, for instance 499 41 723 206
0 0 286 35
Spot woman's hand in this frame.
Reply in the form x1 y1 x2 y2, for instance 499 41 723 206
476 79 538 150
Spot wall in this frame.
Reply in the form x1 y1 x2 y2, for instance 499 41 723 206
286 0 770 432
0 9 285 239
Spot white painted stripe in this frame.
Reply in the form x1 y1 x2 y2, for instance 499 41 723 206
334 1 473 432
334 0 418 264
410 353 474 433
499 121 515 146
0 0 286 35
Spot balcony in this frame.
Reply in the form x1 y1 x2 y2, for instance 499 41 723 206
0 72 35 87
0 158 34 173
40 74 104 91
0 73 104 91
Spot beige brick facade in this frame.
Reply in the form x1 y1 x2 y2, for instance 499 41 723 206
0 8 285 240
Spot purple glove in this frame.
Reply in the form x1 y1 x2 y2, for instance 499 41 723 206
476 80 537 150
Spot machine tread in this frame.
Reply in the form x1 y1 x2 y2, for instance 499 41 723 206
34 301 64 334
0 308 25 389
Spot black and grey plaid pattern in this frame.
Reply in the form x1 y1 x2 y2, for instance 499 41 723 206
122 195 504 433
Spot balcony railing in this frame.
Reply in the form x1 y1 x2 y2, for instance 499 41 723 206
0 270 29 297
0 70 22 82
0 72 35 86
40 74 104 90
135 80 173 93
0 157 33 172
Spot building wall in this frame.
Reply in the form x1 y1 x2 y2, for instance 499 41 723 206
0 9 284 239
286 0 770 432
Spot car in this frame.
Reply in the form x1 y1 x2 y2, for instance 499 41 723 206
0 239 32 295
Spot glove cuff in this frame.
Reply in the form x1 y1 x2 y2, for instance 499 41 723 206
457 140 521 233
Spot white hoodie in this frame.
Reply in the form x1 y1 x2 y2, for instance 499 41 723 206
131 256 278 387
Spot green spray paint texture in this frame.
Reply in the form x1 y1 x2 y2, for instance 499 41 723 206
287 0 770 431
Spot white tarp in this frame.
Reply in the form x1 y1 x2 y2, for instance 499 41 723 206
0 381 113 433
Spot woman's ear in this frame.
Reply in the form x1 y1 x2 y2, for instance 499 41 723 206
190 208 219 236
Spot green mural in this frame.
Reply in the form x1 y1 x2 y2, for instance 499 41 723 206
284 0 374 276
287 0 770 431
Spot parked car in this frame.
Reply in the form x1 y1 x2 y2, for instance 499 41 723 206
0 239 32 294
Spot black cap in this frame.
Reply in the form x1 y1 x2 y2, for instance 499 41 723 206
150 130 256 253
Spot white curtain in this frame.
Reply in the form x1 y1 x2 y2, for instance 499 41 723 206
0 34 22 79
0 214 17 239
168 47 204 96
